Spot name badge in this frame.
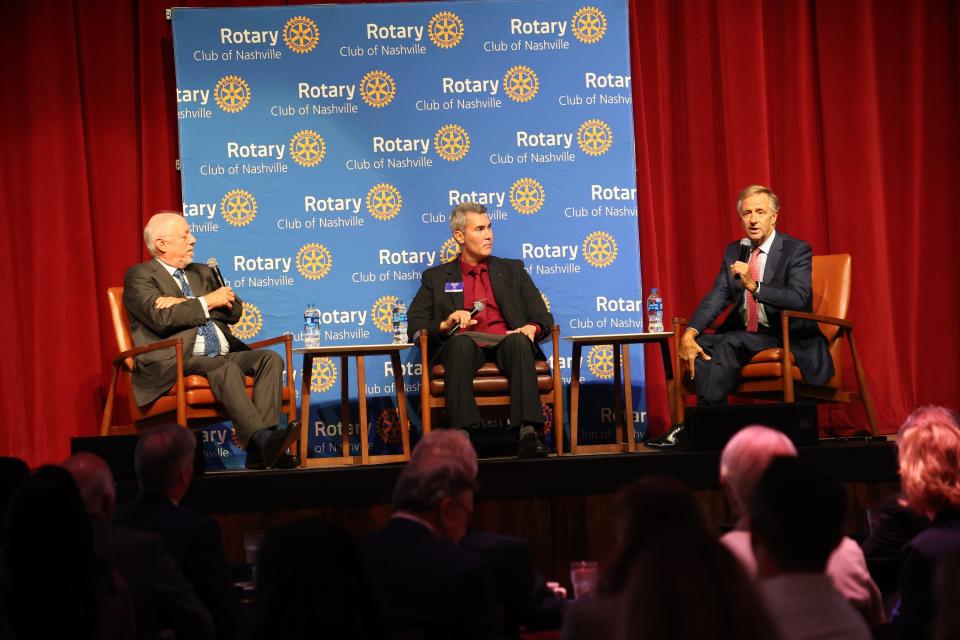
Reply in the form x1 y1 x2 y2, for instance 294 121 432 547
445 281 464 293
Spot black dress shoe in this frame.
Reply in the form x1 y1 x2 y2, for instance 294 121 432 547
260 421 301 467
645 423 689 450
517 425 547 459
244 440 268 470
272 451 301 469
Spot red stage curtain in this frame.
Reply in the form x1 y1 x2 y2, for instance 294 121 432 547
2 0 957 465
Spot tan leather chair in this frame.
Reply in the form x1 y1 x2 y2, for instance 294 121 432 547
100 287 297 441
418 326 564 455
672 254 877 433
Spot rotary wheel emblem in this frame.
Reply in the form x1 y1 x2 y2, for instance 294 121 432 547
572 6 607 44
220 189 257 227
428 11 464 48
434 124 470 162
296 243 333 280
376 408 403 445
439 237 461 263
503 66 539 103
214 75 251 113
587 345 615 379
289 130 326 167
366 183 402 221
283 16 320 53
371 296 399 333
311 357 338 393
582 231 618 268
360 70 396 108
232 302 263 340
577 119 613 156
509 178 545 215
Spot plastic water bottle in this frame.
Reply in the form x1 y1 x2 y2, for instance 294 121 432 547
646 288 663 333
303 304 321 348
392 301 408 344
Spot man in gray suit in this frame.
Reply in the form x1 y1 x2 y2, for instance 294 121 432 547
648 185 833 448
123 212 298 469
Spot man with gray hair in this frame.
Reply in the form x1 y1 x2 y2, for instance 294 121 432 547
649 185 833 448
114 424 243 640
408 202 554 458
124 211 298 469
361 430 499 638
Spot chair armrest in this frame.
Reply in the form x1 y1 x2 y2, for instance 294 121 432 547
247 334 291 350
781 310 852 329
113 338 183 367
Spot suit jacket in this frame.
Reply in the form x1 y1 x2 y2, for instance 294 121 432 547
114 491 243 640
688 232 834 385
360 517 500 639
123 259 247 406
407 256 554 363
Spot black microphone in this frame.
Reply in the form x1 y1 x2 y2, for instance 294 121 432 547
446 300 485 336
206 258 227 288
734 239 751 280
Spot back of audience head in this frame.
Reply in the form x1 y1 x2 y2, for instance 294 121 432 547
619 527 781 640
720 425 797 521
600 475 710 594
62 452 116 523
0 456 29 528
251 518 384 639
135 423 196 502
750 456 846 577
897 404 960 517
392 429 478 543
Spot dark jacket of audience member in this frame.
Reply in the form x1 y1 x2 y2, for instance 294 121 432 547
861 492 930 599
0 466 136 640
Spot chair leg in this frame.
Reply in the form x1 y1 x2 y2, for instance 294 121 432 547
100 365 120 436
847 330 878 435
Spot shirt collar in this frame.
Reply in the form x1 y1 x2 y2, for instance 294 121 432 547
392 511 440 537
459 256 488 277
156 258 181 276
757 229 776 255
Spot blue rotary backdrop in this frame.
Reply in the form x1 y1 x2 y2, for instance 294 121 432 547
170 0 647 467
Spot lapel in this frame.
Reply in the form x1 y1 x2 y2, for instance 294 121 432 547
763 232 785 285
487 256 510 316
151 259 185 297
442 260 464 311
183 263 206 296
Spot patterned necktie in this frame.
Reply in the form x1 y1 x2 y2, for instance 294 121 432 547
469 266 488 333
173 269 223 356
746 247 762 332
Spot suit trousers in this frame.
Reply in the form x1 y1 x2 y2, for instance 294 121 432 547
185 349 284 446
693 330 781 405
439 334 544 429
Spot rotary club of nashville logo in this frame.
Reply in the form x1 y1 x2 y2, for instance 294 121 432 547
289 130 326 167
572 6 607 44
311 357 338 393
587 345 615 379
296 243 333 280
360 71 396 108
428 11 464 48
376 408 403 445
578 119 613 156
583 231 618 268
509 178 545 215
231 302 263 340
283 16 320 53
503 66 539 103
220 189 257 227
213 75 251 113
371 295 399 333
439 237 461 263
366 184 402 221
434 125 470 161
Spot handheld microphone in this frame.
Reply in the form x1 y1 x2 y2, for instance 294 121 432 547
206 258 227 288
734 239 751 280
446 300 485 336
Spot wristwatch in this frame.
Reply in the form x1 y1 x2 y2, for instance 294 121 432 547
752 282 761 298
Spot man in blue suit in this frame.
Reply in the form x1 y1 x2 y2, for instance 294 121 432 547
649 185 833 448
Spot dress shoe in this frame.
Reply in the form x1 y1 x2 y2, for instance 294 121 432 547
245 422 301 470
244 443 268 470
517 425 547 459
645 423 689 450
272 451 301 469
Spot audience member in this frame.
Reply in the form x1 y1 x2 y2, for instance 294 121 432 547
0 465 136 640
0 456 28 525
751 457 871 640
114 424 243 640
63 452 214 640
619 528 781 640
861 492 929 610
249 518 384 639
933 548 960 640
360 429 499 638
719 425 884 623
561 475 711 640
891 405 960 640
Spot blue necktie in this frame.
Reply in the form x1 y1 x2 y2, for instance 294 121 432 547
173 269 223 357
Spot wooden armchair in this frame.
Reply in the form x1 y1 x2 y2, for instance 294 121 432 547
672 254 877 434
99 287 297 441
418 326 564 455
